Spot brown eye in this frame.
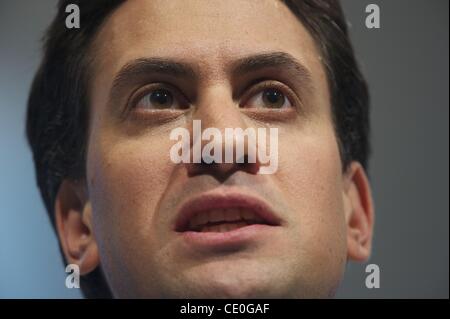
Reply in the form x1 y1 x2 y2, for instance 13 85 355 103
134 86 191 111
262 88 286 108
137 89 174 109
149 89 173 108
244 86 293 109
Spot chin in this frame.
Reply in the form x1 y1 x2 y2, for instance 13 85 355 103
174 271 297 299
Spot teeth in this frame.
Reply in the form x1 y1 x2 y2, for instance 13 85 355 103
197 212 209 225
240 209 255 221
198 222 248 233
208 209 225 223
224 208 240 222
188 208 261 231
211 225 222 232
190 214 202 229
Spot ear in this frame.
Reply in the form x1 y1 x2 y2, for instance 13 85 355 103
343 161 375 262
55 179 100 275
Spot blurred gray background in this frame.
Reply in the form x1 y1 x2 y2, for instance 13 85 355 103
0 0 448 298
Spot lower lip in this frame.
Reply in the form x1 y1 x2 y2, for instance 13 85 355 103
177 224 278 251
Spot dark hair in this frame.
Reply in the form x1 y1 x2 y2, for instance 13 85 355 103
26 0 369 298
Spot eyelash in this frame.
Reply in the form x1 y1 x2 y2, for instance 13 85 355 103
128 83 189 111
239 80 298 109
127 80 298 113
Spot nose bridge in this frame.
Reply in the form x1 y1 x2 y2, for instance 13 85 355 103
194 84 245 130
185 84 261 180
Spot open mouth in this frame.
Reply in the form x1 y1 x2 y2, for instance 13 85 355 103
174 192 282 234
179 208 271 233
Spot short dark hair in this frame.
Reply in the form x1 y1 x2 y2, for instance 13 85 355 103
26 0 370 298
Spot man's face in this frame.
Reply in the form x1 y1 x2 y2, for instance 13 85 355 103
85 0 349 298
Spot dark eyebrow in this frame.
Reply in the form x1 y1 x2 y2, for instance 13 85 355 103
108 52 313 105
110 57 197 92
230 51 313 87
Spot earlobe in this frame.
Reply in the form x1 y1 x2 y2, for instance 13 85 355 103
55 179 100 275
343 162 375 262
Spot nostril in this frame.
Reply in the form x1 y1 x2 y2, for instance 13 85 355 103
189 155 260 181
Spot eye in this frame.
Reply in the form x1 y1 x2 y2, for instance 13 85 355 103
243 84 293 109
134 87 188 110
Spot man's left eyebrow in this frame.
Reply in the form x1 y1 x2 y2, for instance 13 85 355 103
229 51 313 88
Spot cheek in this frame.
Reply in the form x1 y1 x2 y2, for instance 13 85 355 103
276 125 347 270
86 131 174 274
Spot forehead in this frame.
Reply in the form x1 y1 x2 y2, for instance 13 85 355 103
91 0 326 82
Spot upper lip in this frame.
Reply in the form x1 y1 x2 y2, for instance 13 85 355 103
174 190 282 232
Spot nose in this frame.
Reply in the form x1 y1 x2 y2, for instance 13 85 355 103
187 154 260 182
185 87 262 181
